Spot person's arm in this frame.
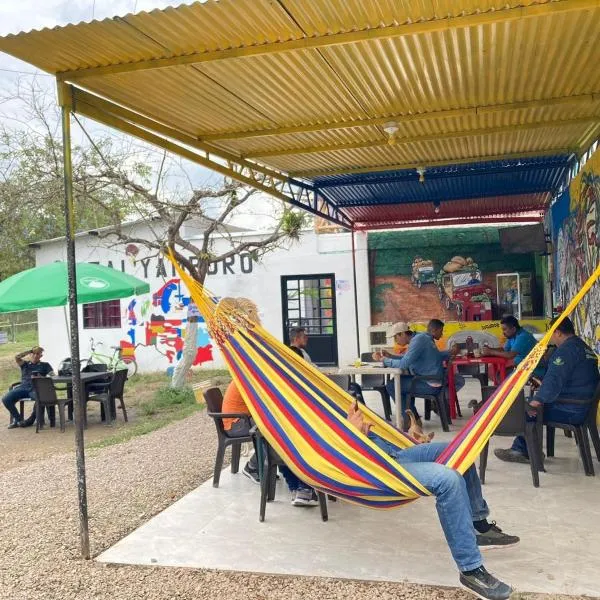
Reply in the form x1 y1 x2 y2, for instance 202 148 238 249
14 349 33 367
383 335 423 370
482 347 518 360
531 349 569 405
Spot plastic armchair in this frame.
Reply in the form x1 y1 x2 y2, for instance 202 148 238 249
407 374 450 432
474 386 544 487
544 384 600 477
204 387 255 488
32 377 70 433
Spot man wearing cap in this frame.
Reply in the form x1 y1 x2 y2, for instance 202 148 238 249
381 322 414 359
375 319 462 429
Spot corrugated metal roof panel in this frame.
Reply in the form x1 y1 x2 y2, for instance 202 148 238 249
0 0 598 228
344 194 548 227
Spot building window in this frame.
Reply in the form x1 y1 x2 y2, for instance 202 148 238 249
82 300 122 329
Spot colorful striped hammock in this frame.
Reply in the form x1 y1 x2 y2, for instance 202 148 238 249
171 254 600 509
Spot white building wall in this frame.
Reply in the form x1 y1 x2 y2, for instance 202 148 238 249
35 225 371 374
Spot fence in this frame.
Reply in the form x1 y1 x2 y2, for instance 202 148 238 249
0 314 38 344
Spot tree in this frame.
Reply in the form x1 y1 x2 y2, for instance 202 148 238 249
89 163 305 387
1 79 306 386
0 78 133 280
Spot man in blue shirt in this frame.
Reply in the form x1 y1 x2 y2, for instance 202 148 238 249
496 317 600 463
2 346 54 428
375 319 463 430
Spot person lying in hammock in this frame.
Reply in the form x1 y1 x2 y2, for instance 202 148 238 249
347 402 517 600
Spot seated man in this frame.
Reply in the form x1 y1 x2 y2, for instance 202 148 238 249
481 315 544 377
375 319 463 429
495 317 600 463
2 346 53 429
285 326 320 507
378 322 414 359
347 402 516 600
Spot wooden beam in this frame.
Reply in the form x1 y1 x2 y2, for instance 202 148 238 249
204 93 600 142
292 148 578 179
57 0 596 80
244 117 598 159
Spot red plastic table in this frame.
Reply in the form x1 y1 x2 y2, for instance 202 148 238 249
447 356 512 418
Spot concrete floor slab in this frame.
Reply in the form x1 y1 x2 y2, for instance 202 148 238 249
98 386 600 596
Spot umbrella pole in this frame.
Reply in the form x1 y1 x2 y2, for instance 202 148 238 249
59 83 90 559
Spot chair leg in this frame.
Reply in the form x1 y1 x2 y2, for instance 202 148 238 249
479 443 489 485
436 395 450 432
588 421 600 462
35 400 41 433
119 395 128 422
379 390 392 422
58 402 66 433
259 461 269 522
267 463 277 502
455 395 462 418
317 492 328 522
424 399 432 421
574 427 594 476
231 443 241 474
546 426 555 457
213 443 226 488
524 426 540 487
103 399 112 426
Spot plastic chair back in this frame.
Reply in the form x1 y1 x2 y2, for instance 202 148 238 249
481 385 526 435
32 377 58 405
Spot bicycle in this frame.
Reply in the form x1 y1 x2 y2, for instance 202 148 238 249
81 338 139 378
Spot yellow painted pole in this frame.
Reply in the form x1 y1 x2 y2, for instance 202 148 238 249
58 82 90 560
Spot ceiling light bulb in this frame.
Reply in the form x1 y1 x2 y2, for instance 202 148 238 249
417 167 426 183
383 121 399 144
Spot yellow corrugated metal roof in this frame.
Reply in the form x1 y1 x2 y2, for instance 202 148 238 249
0 0 599 180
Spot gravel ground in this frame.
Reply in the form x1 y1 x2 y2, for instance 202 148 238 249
0 410 593 600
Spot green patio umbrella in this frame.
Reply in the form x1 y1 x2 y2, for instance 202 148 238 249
0 261 150 312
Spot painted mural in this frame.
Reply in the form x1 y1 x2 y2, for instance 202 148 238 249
552 147 600 352
120 275 213 371
368 228 540 325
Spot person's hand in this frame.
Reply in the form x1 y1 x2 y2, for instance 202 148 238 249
381 349 392 358
449 344 459 358
527 399 542 417
481 346 490 356
372 351 383 361
529 376 542 390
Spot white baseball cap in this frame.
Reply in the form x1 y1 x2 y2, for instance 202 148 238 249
386 322 412 340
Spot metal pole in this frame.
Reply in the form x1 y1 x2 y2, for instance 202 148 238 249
59 83 90 559
351 229 361 357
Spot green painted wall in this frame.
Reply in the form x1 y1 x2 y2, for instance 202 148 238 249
368 228 536 277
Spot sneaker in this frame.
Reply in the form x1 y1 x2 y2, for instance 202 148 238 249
7 419 22 429
460 566 513 600
292 487 317 507
477 522 520 550
290 490 297 504
242 464 260 485
494 448 529 464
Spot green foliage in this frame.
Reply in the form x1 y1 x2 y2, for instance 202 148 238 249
281 209 306 240
139 385 196 416
371 282 393 313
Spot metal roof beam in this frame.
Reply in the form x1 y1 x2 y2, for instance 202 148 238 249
244 117 598 159
70 87 352 229
353 215 544 231
293 149 578 179
203 93 600 142
57 0 595 81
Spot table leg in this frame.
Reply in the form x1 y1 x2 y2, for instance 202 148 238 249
394 374 402 429
448 365 457 420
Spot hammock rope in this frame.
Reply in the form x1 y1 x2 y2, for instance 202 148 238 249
169 251 600 508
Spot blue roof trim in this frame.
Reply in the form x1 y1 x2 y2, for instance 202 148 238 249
311 155 572 206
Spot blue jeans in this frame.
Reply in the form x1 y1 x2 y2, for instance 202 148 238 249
279 465 311 492
511 404 589 457
2 385 33 422
371 437 487 572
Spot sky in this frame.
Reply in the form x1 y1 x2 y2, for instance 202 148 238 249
0 0 282 232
